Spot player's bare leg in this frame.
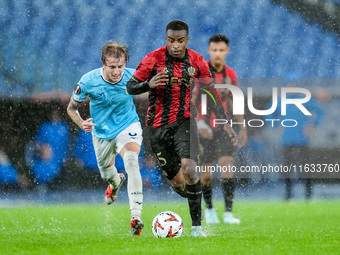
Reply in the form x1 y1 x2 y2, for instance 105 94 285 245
169 169 187 198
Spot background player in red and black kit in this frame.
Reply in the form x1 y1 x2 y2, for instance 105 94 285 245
127 20 238 237
194 34 247 225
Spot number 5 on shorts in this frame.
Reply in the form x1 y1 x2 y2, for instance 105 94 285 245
156 152 167 167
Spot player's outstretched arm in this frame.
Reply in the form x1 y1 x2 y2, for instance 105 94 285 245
127 71 168 95
228 96 246 148
67 97 96 132
127 76 151 95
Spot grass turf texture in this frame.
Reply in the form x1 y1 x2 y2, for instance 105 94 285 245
0 201 339 254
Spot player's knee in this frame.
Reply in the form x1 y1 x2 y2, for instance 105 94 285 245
181 159 196 174
181 160 199 184
96 155 114 174
201 170 213 184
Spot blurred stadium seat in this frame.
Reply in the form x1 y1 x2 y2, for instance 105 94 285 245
0 0 339 95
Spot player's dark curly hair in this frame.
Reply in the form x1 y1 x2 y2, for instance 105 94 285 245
166 20 189 35
209 34 229 46
101 40 129 64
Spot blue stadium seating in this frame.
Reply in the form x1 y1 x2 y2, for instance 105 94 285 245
0 0 339 95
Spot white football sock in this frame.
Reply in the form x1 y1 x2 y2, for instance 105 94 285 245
124 151 143 218
99 164 121 189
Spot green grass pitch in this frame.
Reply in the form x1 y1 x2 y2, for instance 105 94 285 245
0 200 339 254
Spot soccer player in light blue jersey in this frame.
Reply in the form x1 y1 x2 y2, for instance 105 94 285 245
67 41 144 236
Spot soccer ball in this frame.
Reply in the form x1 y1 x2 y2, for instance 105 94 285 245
152 211 183 238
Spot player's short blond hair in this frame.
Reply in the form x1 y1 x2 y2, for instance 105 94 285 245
101 40 129 65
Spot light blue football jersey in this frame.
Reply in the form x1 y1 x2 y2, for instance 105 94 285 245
73 67 140 140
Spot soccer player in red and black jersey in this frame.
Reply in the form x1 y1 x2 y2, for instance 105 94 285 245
127 20 238 237
194 34 247 225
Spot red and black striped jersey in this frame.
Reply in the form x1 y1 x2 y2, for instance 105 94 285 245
132 46 211 128
208 61 237 87
195 61 238 129
208 61 237 116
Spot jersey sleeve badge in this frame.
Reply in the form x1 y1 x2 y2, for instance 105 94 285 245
74 85 81 94
73 84 82 101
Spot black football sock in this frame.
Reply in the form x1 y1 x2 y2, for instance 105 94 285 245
222 178 235 212
285 178 292 200
202 184 213 209
186 180 202 226
306 178 312 200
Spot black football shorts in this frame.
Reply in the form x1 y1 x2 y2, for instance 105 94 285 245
199 127 235 164
147 118 199 180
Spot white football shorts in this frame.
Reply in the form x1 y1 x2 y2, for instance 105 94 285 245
92 122 143 168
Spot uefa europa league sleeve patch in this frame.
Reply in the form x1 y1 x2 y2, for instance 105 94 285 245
74 85 81 94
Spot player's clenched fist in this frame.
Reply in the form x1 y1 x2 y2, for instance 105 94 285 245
149 71 168 88
82 118 96 133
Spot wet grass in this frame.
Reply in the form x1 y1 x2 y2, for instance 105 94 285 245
0 200 339 254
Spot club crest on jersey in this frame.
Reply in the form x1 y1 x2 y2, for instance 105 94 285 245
163 67 168 73
74 85 81 94
188 66 195 76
